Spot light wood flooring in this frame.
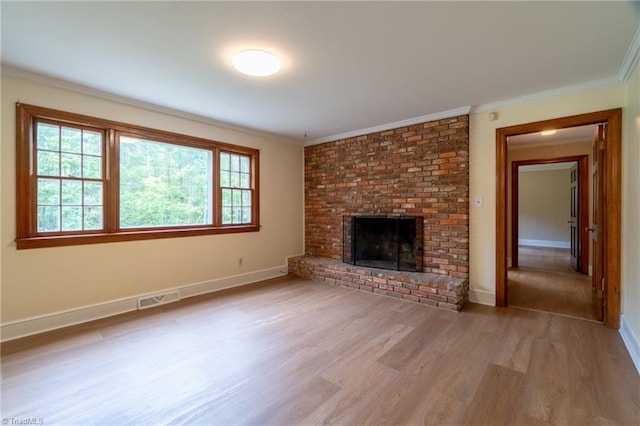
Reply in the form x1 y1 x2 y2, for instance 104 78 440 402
508 246 596 321
2 275 638 425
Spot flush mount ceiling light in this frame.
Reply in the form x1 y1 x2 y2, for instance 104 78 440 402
232 49 281 77
541 130 557 136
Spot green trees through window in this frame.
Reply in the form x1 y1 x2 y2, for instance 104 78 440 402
16 103 259 249
220 152 253 225
35 122 104 232
119 136 213 228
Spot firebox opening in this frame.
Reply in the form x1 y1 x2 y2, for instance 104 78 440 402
343 215 423 272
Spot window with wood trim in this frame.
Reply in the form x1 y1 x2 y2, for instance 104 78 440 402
16 103 260 249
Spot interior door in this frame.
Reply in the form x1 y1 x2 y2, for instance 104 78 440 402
591 124 605 321
569 163 579 271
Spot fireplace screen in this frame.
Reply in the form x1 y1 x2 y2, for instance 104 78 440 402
342 215 423 272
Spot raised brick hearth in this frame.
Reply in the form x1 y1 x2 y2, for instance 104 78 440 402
288 256 468 311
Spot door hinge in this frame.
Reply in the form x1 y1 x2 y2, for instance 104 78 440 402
599 140 605 151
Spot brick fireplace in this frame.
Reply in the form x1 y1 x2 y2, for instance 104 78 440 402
289 115 469 311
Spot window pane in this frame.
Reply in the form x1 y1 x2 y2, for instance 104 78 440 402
240 156 250 173
61 206 82 231
83 155 101 179
37 150 60 176
222 189 232 206
83 131 102 155
119 136 212 228
38 179 60 205
232 189 242 206
230 155 240 172
61 127 82 153
220 152 230 171
38 206 60 232
242 190 251 206
61 153 82 177
84 182 103 205
232 207 242 223
61 180 82 205
230 172 240 188
84 206 103 230
240 173 250 188
37 123 59 151
222 207 232 224
242 207 251 223
220 171 230 187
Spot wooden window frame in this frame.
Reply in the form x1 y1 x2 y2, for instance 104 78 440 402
16 103 260 249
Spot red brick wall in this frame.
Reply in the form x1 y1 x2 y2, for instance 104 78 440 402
304 115 469 279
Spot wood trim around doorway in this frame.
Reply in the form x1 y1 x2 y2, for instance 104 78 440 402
496 108 622 328
511 155 589 274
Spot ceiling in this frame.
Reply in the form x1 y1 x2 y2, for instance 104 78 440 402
2 2 639 144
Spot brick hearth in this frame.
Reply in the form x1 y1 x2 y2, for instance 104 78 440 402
288 256 469 311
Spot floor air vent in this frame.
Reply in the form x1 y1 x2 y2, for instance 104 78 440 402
137 291 181 310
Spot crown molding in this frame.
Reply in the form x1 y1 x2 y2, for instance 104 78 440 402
619 24 640 83
0 64 298 144
472 76 622 114
303 106 472 146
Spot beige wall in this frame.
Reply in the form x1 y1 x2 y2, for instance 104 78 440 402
469 84 625 304
622 60 640 343
1 76 304 323
518 168 571 245
506 140 592 264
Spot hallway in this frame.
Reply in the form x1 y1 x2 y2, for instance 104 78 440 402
508 246 596 321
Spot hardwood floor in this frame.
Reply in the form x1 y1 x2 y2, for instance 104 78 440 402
508 246 596 321
2 275 638 425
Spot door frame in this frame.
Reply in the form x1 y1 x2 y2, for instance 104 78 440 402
511 155 589 274
496 108 622 328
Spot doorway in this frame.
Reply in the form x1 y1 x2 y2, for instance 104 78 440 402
509 156 594 320
495 109 622 328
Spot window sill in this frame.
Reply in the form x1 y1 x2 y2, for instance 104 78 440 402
16 225 260 249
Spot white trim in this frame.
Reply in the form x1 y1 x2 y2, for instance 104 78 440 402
303 106 472 146
469 289 495 306
619 24 640 84
0 64 298 145
620 315 640 375
519 239 570 249
0 265 287 342
473 76 622 114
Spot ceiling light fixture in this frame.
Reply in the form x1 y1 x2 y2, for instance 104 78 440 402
540 130 557 136
232 49 281 77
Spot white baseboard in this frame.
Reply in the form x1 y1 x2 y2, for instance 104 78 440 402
620 315 640 375
469 289 496 306
519 239 570 249
1 265 288 342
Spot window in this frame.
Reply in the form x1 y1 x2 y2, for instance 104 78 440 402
34 121 105 233
16 103 260 249
220 152 253 225
119 136 213 229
